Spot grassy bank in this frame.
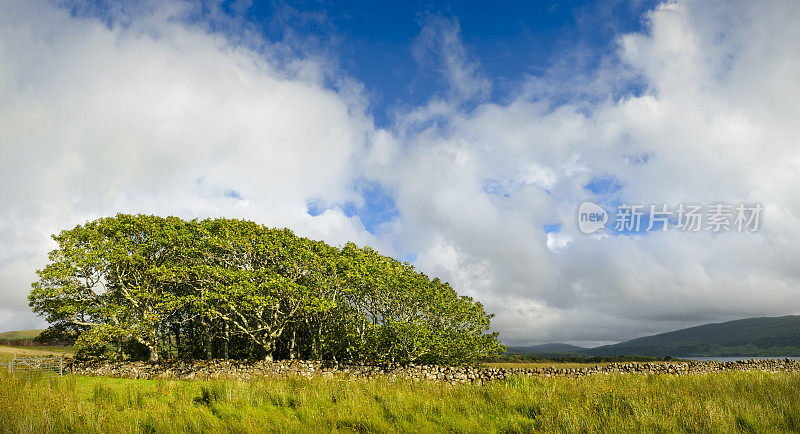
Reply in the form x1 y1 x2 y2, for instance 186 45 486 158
484 361 616 369
1 370 799 433
0 345 74 362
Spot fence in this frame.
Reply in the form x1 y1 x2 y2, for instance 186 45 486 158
7 355 64 376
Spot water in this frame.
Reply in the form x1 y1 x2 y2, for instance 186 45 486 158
679 356 800 362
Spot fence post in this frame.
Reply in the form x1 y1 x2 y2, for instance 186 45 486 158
9 355 14 374
60 356 63 376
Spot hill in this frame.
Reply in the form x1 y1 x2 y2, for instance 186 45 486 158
0 329 43 340
587 315 800 357
507 343 587 356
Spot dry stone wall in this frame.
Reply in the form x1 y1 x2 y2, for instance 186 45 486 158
69 358 800 384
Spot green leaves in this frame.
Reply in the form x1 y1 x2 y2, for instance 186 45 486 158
30 214 504 364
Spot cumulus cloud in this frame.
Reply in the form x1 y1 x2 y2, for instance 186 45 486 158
380 0 800 345
0 0 382 329
1 0 799 346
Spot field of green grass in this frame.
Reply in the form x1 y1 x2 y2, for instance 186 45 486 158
0 345 75 362
0 329 44 340
485 361 615 370
1 368 799 433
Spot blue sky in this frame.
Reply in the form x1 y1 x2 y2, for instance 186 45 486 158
235 0 658 125
2 0 800 346
70 0 656 124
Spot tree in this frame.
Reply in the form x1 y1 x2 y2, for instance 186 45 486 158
31 215 190 361
30 214 505 364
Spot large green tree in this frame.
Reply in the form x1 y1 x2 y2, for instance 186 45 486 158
30 214 505 364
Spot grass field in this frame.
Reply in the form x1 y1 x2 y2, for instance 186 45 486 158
0 329 44 340
485 362 615 370
1 368 799 433
0 345 74 361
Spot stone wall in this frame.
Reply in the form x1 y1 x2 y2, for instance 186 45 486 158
69 358 800 384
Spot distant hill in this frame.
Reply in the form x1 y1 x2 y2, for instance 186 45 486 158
0 329 44 340
507 343 587 356
587 315 800 357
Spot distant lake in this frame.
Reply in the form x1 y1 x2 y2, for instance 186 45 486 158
679 356 800 362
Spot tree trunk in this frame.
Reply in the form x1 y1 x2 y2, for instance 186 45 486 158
148 342 160 362
316 321 323 359
188 317 195 359
172 323 181 359
204 320 213 361
145 329 160 362
222 323 229 359
289 329 297 360
159 326 168 360
263 335 276 362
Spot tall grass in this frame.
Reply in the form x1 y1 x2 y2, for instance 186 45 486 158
1 370 799 433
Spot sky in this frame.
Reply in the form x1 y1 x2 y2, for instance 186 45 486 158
1 0 799 347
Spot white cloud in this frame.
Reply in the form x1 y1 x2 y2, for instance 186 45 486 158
374 0 800 345
2 0 800 347
0 0 380 330
411 15 491 104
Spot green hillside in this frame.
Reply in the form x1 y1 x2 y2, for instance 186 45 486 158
0 329 43 340
507 343 587 357
588 315 800 357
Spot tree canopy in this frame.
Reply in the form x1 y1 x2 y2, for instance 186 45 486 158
29 214 504 365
